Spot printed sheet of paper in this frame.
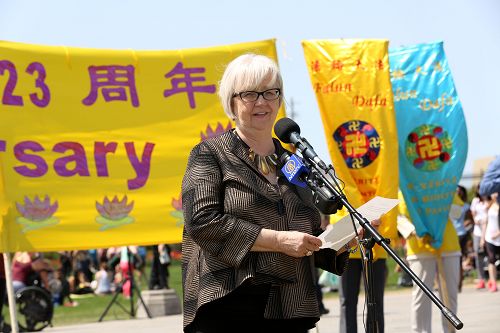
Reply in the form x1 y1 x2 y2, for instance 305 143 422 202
318 196 399 250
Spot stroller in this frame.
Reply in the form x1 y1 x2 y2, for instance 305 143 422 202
1 269 55 332
15 284 53 332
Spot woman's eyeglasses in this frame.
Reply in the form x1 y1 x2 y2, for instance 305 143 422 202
232 88 281 103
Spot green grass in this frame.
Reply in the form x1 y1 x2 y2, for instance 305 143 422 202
386 252 405 290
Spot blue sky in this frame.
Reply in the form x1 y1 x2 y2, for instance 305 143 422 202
1 0 499 181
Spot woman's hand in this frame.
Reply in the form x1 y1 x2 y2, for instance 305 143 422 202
276 231 322 258
370 218 382 228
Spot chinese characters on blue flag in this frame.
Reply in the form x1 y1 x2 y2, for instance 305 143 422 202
389 41 468 248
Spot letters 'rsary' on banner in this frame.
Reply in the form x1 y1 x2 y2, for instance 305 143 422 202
0 39 285 252
302 39 398 259
389 41 467 248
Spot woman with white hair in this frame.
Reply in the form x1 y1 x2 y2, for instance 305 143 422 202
181 54 361 333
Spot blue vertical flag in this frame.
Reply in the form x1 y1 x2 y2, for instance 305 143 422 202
389 42 467 248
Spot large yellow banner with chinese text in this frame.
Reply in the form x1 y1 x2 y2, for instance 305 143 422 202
0 39 283 252
302 40 398 259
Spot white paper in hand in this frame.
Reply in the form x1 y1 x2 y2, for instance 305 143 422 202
317 196 399 251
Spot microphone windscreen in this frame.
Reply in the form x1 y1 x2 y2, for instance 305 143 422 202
274 117 301 143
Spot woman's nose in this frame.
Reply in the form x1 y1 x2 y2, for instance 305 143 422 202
254 95 267 105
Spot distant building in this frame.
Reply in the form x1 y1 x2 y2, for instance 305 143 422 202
461 156 496 188
473 156 496 181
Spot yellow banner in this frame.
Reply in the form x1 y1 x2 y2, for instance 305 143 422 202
302 39 398 258
0 39 283 252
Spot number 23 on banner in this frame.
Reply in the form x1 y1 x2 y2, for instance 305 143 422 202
0 60 50 107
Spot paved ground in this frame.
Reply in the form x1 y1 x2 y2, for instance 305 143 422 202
42 284 499 333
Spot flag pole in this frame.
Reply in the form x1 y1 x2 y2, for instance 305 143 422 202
3 252 19 333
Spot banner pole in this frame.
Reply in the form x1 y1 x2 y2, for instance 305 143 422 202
3 252 19 333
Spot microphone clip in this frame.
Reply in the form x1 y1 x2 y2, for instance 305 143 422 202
312 187 343 215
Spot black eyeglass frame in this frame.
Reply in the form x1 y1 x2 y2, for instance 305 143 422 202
232 88 281 102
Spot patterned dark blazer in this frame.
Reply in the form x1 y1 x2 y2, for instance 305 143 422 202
181 130 348 329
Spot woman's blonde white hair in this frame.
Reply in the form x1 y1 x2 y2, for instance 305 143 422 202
218 53 283 119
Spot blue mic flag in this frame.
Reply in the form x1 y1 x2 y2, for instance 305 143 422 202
281 154 309 188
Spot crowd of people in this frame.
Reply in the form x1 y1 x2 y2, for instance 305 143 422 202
0 245 171 312
446 179 500 295
452 184 500 292
0 245 175 331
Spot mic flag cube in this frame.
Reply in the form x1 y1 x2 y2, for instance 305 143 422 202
281 154 309 188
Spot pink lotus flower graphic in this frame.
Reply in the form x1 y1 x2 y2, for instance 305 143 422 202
95 195 134 231
16 195 59 232
201 122 232 141
170 193 184 227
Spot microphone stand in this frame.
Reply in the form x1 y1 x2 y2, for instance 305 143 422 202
302 159 463 332
360 234 377 332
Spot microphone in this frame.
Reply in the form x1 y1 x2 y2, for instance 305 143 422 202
280 153 309 188
274 118 327 170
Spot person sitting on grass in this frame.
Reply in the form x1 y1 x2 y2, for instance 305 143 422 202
93 261 112 295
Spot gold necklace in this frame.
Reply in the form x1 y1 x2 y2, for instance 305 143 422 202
232 129 278 175
248 149 278 175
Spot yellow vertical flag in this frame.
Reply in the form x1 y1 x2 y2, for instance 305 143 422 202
302 39 398 259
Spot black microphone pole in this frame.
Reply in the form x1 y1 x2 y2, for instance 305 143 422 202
306 154 463 332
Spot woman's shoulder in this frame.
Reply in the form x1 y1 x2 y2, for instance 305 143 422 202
190 130 237 156
195 130 234 146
